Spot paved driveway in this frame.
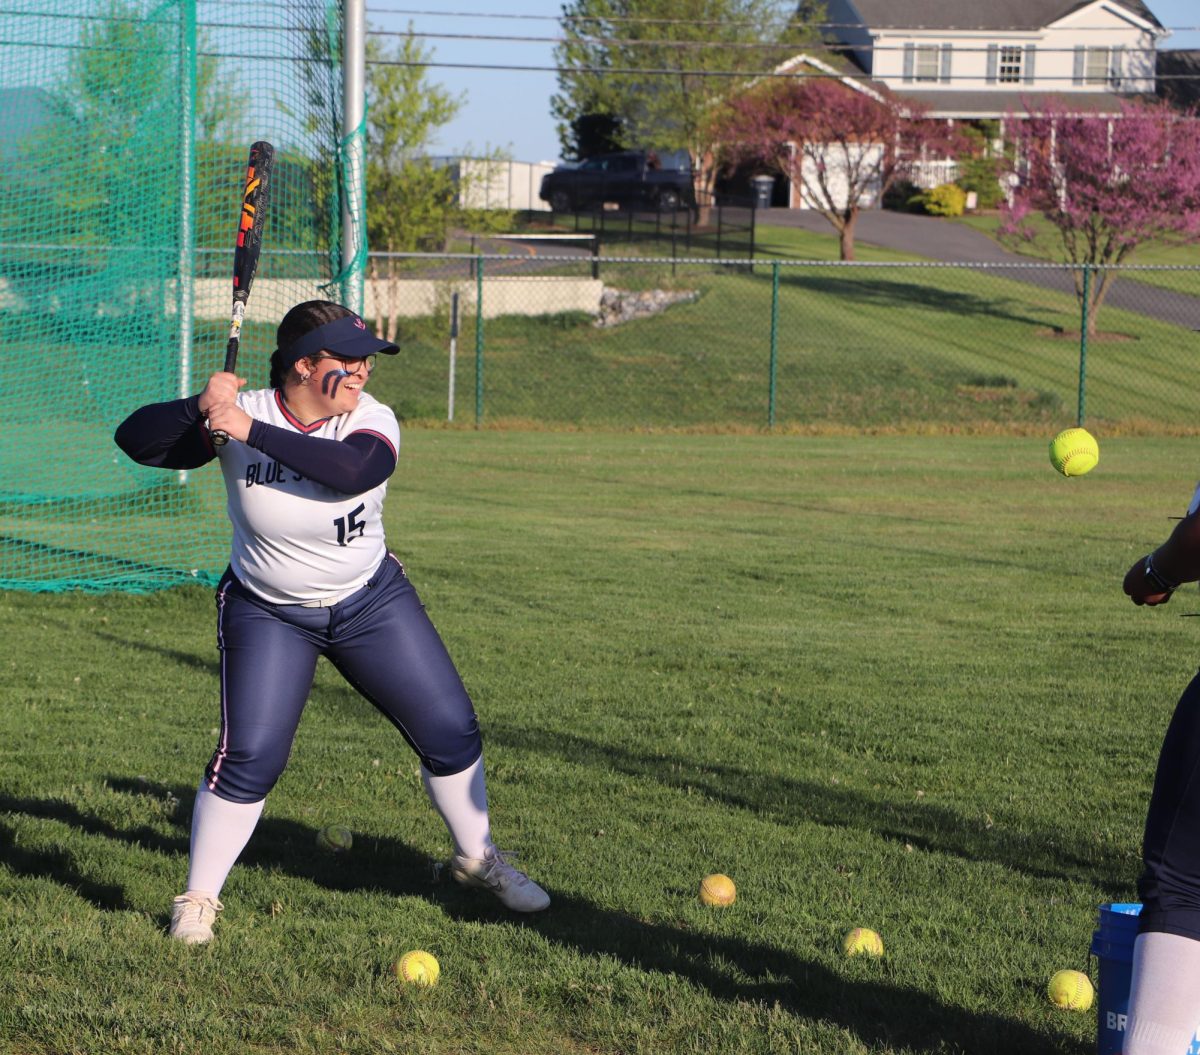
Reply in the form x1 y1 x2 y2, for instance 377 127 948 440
760 209 1200 330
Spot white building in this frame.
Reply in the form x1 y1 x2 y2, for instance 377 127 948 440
824 0 1167 119
430 157 558 212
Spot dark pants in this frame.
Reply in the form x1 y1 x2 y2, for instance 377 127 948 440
1139 669 1200 939
205 554 482 803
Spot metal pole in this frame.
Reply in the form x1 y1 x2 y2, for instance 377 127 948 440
475 258 484 427
448 292 459 421
342 0 366 314
769 261 779 428
177 0 196 486
1078 264 1091 426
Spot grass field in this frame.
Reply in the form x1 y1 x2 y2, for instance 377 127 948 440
3 428 1196 1054
370 259 1196 432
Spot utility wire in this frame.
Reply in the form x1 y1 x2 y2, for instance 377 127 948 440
369 27 1179 57
366 6 1196 33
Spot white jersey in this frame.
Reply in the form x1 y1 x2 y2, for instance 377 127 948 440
216 388 401 604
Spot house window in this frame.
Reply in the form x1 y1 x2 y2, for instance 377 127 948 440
914 45 939 82
1085 46 1110 84
998 46 1023 83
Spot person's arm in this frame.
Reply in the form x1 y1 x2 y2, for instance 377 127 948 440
245 422 397 494
1123 511 1200 606
114 372 246 471
114 395 215 470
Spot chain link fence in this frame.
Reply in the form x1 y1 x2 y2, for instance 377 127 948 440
359 254 1200 433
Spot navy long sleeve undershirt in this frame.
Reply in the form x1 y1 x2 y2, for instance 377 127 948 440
114 396 397 494
245 419 395 492
114 395 212 470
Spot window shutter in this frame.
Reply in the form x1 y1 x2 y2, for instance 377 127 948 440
940 43 952 84
1074 46 1085 85
1024 44 1036 84
1110 44 1125 86
986 44 998 84
903 43 914 82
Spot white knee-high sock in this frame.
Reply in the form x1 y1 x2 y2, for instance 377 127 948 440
184 783 265 897
421 755 492 859
1126 931 1200 1055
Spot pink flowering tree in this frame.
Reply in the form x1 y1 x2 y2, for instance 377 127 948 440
1002 98 1200 334
714 78 959 260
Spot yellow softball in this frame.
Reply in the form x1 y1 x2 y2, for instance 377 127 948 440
843 927 884 957
394 949 440 987
699 873 737 906
1047 969 1093 1011
1049 427 1099 477
315 824 353 853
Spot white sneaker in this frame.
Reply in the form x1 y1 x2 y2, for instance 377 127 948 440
450 848 550 912
169 893 223 944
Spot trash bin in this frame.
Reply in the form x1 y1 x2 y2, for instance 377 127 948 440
751 175 774 209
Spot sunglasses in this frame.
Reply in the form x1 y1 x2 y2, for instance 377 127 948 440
314 352 376 375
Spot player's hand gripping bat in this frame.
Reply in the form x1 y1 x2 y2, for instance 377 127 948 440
210 140 274 447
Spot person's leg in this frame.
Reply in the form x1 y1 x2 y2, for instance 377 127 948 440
1129 670 1200 1040
1125 932 1200 1055
172 576 322 943
328 559 548 911
421 755 491 859
183 783 266 896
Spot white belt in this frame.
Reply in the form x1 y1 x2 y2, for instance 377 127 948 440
297 584 363 608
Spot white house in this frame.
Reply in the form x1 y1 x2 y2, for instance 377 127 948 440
750 1 1171 204
823 0 1167 119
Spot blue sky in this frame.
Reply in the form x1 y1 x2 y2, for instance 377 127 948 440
366 0 1200 165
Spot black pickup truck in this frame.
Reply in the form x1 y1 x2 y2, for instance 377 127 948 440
539 150 695 213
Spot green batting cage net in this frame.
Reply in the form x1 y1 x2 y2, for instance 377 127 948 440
0 0 365 591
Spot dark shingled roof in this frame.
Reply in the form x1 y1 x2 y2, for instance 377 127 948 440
843 0 1162 31
887 87 1140 116
1157 49 1200 109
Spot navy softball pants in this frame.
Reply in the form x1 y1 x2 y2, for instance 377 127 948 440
205 554 482 803
1139 669 1200 939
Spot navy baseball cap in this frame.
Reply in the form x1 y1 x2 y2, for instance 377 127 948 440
280 314 399 369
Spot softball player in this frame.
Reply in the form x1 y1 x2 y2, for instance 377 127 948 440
115 300 549 944
1121 506 1200 1054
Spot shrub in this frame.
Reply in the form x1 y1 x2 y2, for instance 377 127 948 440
882 178 920 212
956 155 1007 209
919 183 967 217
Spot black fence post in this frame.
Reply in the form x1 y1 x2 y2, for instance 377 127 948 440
750 199 757 266
591 237 600 280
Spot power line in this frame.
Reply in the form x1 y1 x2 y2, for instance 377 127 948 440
366 6 1198 33
369 26 1179 58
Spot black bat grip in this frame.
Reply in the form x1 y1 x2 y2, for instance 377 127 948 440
222 335 240 374
210 337 240 447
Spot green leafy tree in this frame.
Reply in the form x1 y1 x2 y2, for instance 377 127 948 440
366 30 516 340
366 31 463 339
551 0 825 207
